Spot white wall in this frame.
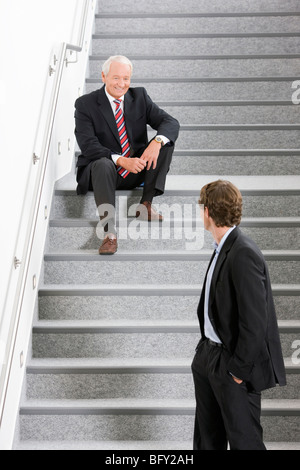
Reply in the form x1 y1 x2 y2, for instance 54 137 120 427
0 0 84 323
0 0 95 448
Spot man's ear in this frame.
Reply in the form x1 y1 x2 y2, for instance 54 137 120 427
101 72 106 83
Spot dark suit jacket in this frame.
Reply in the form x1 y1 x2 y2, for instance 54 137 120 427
74 86 180 194
197 227 286 392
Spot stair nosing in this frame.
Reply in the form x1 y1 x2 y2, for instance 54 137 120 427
86 76 300 83
43 250 300 262
172 149 300 155
93 32 300 39
178 124 300 130
26 357 300 374
90 53 300 60
38 284 300 296
95 12 300 19
49 216 300 228
18 398 300 416
153 100 296 106
31 319 300 334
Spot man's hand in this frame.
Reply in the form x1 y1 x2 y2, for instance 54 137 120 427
232 376 243 385
140 140 161 170
116 156 146 174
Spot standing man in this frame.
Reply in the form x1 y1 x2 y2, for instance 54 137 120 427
192 180 286 450
74 55 179 254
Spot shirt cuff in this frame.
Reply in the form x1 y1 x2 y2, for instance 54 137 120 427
157 135 170 145
111 154 120 165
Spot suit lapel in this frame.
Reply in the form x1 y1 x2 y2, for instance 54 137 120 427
97 87 121 146
209 227 240 307
197 249 217 334
123 90 135 146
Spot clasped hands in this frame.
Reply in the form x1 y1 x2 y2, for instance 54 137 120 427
116 139 161 174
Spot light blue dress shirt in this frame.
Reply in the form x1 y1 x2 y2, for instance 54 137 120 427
204 226 236 343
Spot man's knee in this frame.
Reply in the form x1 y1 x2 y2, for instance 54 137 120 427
91 157 116 176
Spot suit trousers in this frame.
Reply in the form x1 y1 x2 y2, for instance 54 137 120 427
90 143 174 234
191 339 266 450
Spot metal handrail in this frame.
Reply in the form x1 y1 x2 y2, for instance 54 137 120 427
0 0 95 427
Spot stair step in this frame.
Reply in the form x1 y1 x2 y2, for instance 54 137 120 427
49 216 300 226
17 399 300 442
96 0 300 14
31 319 299 359
153 103 299 125
13 440 300 450
19 398 300 415
175 126 299 150
25 357 299 401
26 356 300 374
85 79 297 101
48 216 300 251
95 15 300 35
169 153 300 176
37 283 300 323
55 173 300 194
72 148 300 176
38 283 300 295
172 104 298 127
14 439 193 450
92 35 300 57
52 174 300 219
44 250 300 260
89 56 300 79
43 250 300 286
31 318 300 329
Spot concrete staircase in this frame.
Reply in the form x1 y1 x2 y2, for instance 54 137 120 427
14 0 300 450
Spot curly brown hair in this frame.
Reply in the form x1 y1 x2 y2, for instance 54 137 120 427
199 180 242 227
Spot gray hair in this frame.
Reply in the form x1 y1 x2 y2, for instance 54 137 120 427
102 55 133 76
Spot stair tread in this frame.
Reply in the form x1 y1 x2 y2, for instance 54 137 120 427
33 319 197 328
32 319 300 329
93 33 300 39
26 357 299 371
55 173 300 192
44 249 300 258
91 53 300 59
26 357 195 369
50 216 300 225
13 440 300 450
38 283 300 294
121 100 297 105
14 439 193 450
86 76 300 82
96 12 300 18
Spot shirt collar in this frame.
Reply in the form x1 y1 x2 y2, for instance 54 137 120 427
104 87 125 104
214 226 236 254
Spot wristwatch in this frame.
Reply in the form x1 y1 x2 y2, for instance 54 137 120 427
154 136 164 146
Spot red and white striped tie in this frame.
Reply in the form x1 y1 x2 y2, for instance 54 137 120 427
114 99 130 178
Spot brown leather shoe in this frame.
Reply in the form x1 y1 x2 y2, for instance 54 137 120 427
136 201 163 221
99 236 117 255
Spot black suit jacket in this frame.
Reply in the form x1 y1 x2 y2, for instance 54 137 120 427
197 227 286 392
74 86 180 194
